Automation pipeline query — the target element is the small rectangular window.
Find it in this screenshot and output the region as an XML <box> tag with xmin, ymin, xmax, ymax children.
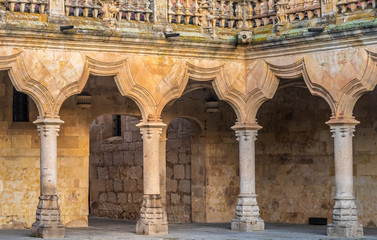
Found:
<box><xmin>112</xmin><ymin>115</ymin><xmax>122</xmax><ymax>136</ymax></box>
<box><xmin>13</xmin><ymin>88</ymin><xmax>29</xmax><ymax>122</ymax></box>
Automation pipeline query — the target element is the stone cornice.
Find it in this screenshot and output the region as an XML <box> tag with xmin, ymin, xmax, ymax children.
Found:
<box><xmin>246</xmin><ymin>25</ymin><xmax>377</xmax><ymax>60</ymax></box>
<box><xmin>2</xmin><ymin>18</ymin><xmax>377</xmax><ymax>61</ymax></box>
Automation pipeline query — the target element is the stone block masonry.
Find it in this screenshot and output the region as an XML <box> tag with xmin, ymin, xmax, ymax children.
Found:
<box><xmin>90</xmin><ymin>116</ymin><xmax>193</xmax><ymax>223</ymax></box>
<box><xmin>166</xmin><ymin>118</ymin><xmax>192</xmax><ymax>223</ymax></box>
<box><xmin>90</xmin><ymin>116</ymin><xmax>143</xmax><ymax>220</ymax></box>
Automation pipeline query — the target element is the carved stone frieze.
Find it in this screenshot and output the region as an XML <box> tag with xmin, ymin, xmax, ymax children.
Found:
<box><xmin>100</xmin><ymin>0</ymin><xmax>119</xmax><ymax>28</ymax></box>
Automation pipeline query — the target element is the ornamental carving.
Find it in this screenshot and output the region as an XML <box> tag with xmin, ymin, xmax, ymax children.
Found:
<box><xmin>100</xmin><ymin>0</ymin><xmax>119</xmax><ymax>28</ymax></box>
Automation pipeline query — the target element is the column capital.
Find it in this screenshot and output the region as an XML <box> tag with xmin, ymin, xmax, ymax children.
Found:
<box><xmin>136</xmin><ymin>120</ymin><xmax>166</xmax><ymax>129</ymax></box>
<box><xmin>326</xmin><ymin>117</ymin><xmax>359</xmax><ymax>127</ymax></box>
<box><xmin>33</xmin><ymin>117</ymin><xmax>64</xmax><ymax>126</ymax></box>
<box><xmin>231</xmin><ymin>123</ymin><xmax>262</xmax><ymax>131</ymax></box>
<box><xmin>34</xmin><ymin>117</ymin><xmax>64</xmax><ymax>137</ymax></box>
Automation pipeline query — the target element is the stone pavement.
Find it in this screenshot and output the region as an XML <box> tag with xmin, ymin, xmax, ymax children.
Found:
<box><xmin>1</xmin><ymin>217</ymin><xmax>377</xmax><ymax>240</ymax></box>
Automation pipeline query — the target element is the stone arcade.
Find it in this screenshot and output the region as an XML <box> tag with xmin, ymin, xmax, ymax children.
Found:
<box><xmin>0</xmin><ymin>0</ymin><xmax>377</xmax><ymax>238</ymax></box>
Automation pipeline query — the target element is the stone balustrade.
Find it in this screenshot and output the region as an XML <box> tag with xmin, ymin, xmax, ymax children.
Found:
<box><xmin>276</xmin><ymin>0</ymin><xmax>320</xmax><ymax>24</ymax></box>
<box><xmin>168</xmin><ymin>0</ymin><xmax>243</xmax><ymax>29</ymax></box>
<box><xmin>336</xmin><ymin>0</ymin><xmax>376</xmax><ymax>15</ymax></box>
<box><xmin>246</xmin><ymin>0</ymin><xmax>277</xmax><ymax>27</ymax></box>
<box><xmin>166</xmin><ymin>0</ymin><xmax>322</xmax><ymax>29</ymax></box>
<box><xmin>64</xmin><ymin>0</ymin><xmax>99</xmax><ymax>17</ymax></box>
<box><xmin>2</xmin><ymin>0</ymin><xmax>377</xmax><ymax>32</ymax></box>
<box><xmin>4</xmin><ymin>0</ymin><xmax>47</xmax><ymax>14</ymax></box>
<box><xmin>64</xmin><ymin>0</ymin><xmax>152</xmax><ymax>22</ymax></box>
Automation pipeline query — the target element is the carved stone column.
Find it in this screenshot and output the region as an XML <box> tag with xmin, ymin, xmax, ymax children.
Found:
<box><xmin>159</xmin><ymin>128</ymin><xmax>168</xmax><ymax>225</ymax></box>
<box><xmin>231</xmin><ymin>124</ymin><xmax>264</xmax><ymax>232</ymax></box>
<box><xmin>327</xmin><ymin>120</ymin><xmax>363</xmax><ymax>238</ymax></box>
<box><xmin>32</xmin><ymin>117</ymin><xmax>65</xmax><ymax>239</ymax></box>
<box><xmin>136</xmin><ymin>121</ymin><xmax>168</xmax><ymax>235</ymax></box>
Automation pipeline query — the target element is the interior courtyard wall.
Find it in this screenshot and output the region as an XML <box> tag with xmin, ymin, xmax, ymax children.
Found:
<box><xmin>0</xmin><ymin>72</ymin><xmax>40</xmax><ymax>229</ymax></box>
<box><xmin>255</xmin><ymin>86</ymin><xmax>335</xmax><ymax>224</ymax></box>
<box><xmin>204</xmin><ymin>107</ymin><xmax>239</xmax><ymax>222</ymax></box>
<box><xmin>163</xmin><ymin>89</ymin><xmax>239</xmax><ymax>223</ymax></box>
<box><xmin>89</xmin><ymin>115</ymin><xmax>144</xmax><ymax>220</ymax></box>
<box><xmin>353</xmin><ymin>90</ymin><xmax>377</xmax><ymax>228</ymax></box>
<box><xmin>255</xmin><ymin>85</ymin><xmax>377</xmax><ymax>227</ymax></box>
<box><xmin>165</xmin><ymin>118</ymin><xmax>192</xmax><ymax>223</ymax></box>
<box><xmin>89</xmin><ymin>116</ymin><xmax>194</xmax><ymax>223</ymax></box>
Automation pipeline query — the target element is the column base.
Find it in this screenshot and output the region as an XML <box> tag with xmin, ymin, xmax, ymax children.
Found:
<box><xmin>231</xmin><ymin>218</ymin><xmax>265</xmax><ymax>232</ymax></box>
<box><xmin>136</xmin><ymin>194</ymin><xmax>168</xmax><ymax>235</ymax></box>
<box><xmin>231</xmin><ymin>194</ymin><xmax>264</xmax><ymax>232</ymax></box>
<box><xmin>31</xmin><ymin>195</ymin><xmax>65</xmax><ymax>239</ymax></box>
<box><xmin>327</xmin><ymin>197</ymin><xmax>363</xmax><ymax>238</ymax></box>
<box><xmin>327</xmin><ymin>222</ymin><xmax>363</xmax><ymax>238</ymax></box>
<box><xmin>32</xmin><ymin>222</ymin><xmax>65</xmax><ymax>239</ymax></box>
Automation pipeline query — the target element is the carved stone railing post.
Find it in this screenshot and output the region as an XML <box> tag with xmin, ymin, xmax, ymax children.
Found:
<box><xmin>32</xmin><ymin>117</ymin><xmax>65</xmax><ymax>239</ymax></box>
<box><xmin>326</xmin><ymin>119</ymin><xmax>363</xmax><ymax>238</ymax></box>
<box><xmin>153</xmin><ymin>0</ymin><xmax>168</xmax><ymax>23</ymax></box>
<box><xmin>49</xmin><ymin>0</ymin><xmax>65</xmax><ymax>17</ymax></box>
<box><xmin>231</xmin><ymin>123</ymin><xmax>264</xmax><ymax>232</ymax></box>
<box><xmin>321</xmin><ymin>0</ymin><xmax>334</xmax><ymax>17</ymax></box>
<box><xmin>136</xmin><ymin>121</ymin><xmax>168</xmax><ymax>235</ymax></box>
<box><xmin>0</xmin><ymin>0</ymin><xmax>5</xmax><ymax>11</ymax></box>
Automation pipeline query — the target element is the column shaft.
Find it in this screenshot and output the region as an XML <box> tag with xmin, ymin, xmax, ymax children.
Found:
<box><xmin>136</xmin><ymin>121</ymin><xmax>168</xmax><ymax>235</ymax></box>
<box><xmin>238</xmin><ymin>130</ymin><xmax>255</xmax><ymax>195</ymax></box>
<box><xmin>159</xmin><ymin>129</ymin><xmax>168</xmax><ymax>224</ymax></box>
<box><xmin>327</xmin><ymin>123</ymin><xmax>363</xmax><ymax>238</ymax></box>
<box><xmin>231</xmin><ymin>125</ymin><xmax>264</xmax><ymax>232</ymax></box>
<box><xmin>333</xmin><ymin>125</ymin><xmax>354</xmax><ymax>198</ymax></box>
<box><xmin>142</xmin><ymin>126</ymin><xmax>161</xmax><ymax>194</ymax></box>
<box><xmin>32</xmin><ymin>118</ymin><xmax>65</xmax><ymax>239</ymax></box>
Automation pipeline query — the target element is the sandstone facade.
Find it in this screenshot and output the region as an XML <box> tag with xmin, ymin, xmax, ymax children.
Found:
<box><xmin>1</xmin><ymin>0</ymin><xmax>377</xmax><ymax>237</ymax></box>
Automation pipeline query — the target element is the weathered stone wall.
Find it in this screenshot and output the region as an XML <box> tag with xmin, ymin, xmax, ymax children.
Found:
<box><xmin>353</xmin><ymin>90</ymin><xmax>377</xmax><ymax>228</ymax></box>
<box><xmin>0</xmin><ymin>72</ymin><xmax>40</xmax><ymax>229</ymax></box>
<box><xmin>89</xmin><ymin>115</ymin><xmax>144</xmax><ymax>220</ymax></box>
<box><xmin>89</xmin><ymin>116</ymin><xmax>193</xmax><ymax>223</ymax></box>
<box><xmin>254</xmin><ymin>85</ymin><xmax>377</xmax><ymax>227</ymax></box>
<box><xmin>256</xmin><ymin>86</ymin><xmax>334</xmax><ymax>224</ymax></box>
<box><xmin>166</xmin><ymin>118</ymin><xmax>192</xmax><ymax>223</ymax></box>
<box><xmin>162</xmin><ymin>88</ymin><xmax>239</xmax><ymax>223</ymax></box>
<box><xmin>204</xmin><ymin>109</ymin><xmax>239</xmax><ymax>222</ymax></box>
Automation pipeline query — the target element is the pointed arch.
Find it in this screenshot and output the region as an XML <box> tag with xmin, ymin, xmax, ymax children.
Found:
<box><xmin>265</xmin><ymin>58</ymin><xmax>336</xmax><ymax>115</ymax></box>
<box><xmin>55</xmin><ymin>56</ymin><xmax>157</xmax><ymax>121</ymax></box>
<box><xmin>336</xmin><ymin>50</ymin><xmax>377</xmax><ymax>119</ymax></box>
<box><xmin>0</xmin><ymin>50</ymin><xmax>54</xmax><ymax>117</ymax></box>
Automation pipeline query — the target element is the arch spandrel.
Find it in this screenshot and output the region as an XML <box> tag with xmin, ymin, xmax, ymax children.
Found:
<box><xmin>335</xmin><ymin>49</ymin><xmax>377</xmax><ymax>119</ymax></box>
<box><xmin>5</xmin><ymin>46</ymin><xmax>376</xmax><ymax>126</ymax></box>
<box><xmin>126</xmin><ymin>55</ymin><xmax>187</xmax><ymax>121</ymax></box>
<box><xmin>0</xmin><ymin>48</ymin><xmax>56</xmax><ymax>118</ymax></box>
<box><xmin>264</xmin><ymin>57</ymin><xmax>336</xmax><ymax>115</ymax></box>
<box><xmin>243</xmin><ymin>60</ymin><xmax>280</xmax><ymax>125</ymax></box>
<box><xmin>77</xmin><ymin>54</ymin><xmax>154</xmax><ymax>120</ymax></box>
<box><xmin>302</xmin><ymin>48</ymin><xmax>377</xmax><ymax>120</ymax></box>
